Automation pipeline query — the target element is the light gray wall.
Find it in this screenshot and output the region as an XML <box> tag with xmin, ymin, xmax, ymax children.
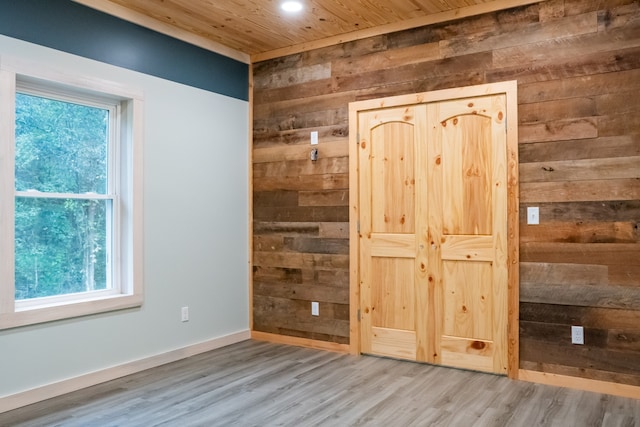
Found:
<box><xmin>0</xmin><ymin>35</ymin><xmax>249</xmax><ymax>397</ymax></box>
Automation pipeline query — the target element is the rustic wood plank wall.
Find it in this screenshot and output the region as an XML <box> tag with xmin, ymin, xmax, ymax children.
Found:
<box><xmin>252</xmin><ymin>0</ymin><xmax>640</xmax><ymax>384</ymax></box>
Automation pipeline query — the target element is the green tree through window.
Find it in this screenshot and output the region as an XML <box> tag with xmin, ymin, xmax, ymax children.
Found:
<box><xmin>14</xmin><ymin>93</ymin><xmax>111</xmax><ymax>299</ymax></box>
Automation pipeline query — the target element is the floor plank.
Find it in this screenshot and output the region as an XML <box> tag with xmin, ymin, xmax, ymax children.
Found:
<box><xmin>1</xmin><ymin>340</ymin><xmax>639</xmax><ymax>426</ymax></box>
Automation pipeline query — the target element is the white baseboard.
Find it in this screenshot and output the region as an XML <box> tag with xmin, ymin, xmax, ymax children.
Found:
<box><xmin>0</xmin><ymin>329</ymin><xmax>251</xmax><ymax>413</ymax></box>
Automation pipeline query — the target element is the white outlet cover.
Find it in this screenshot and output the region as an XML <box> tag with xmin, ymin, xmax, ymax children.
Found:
<box><xmin>527</xmin><ymin>206</ymin><xmax>539</xmax><ymax>225</ymax></box>
<box><xmin>311</xmin><ymin>301</ymin><xmax>319</xmax><ymax>316</ymax></box>
<box><xmin>571</xmin><ymin>325</ymin><xmax>584</xmax><ymax>345</ymax></box>
<box><xmin>310</xmin><ymin>131</ymin><xmax>318</xmax><ymax>145</ymax></box>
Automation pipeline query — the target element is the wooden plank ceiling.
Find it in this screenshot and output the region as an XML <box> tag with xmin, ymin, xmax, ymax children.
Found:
<box><xmin>75</xmin><ymin>0</ymin><xmax>539</xmax><ymax>63</ymax></box>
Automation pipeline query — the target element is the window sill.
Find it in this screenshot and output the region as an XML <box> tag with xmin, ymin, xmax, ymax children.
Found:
<box><xmin>0</xmin><ymin>293</ymin><xmax>143</xmax><ymax>330</ymax></box>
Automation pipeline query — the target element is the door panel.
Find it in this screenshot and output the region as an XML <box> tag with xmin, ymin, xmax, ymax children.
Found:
<box><xmin>370</xmin><ymin>327</ymin><xmax>416</xmax><ymax>360</ymax></box>
<box><xmin>441</xmin><ymin>235</ymin><xmax>493</xmax><ymax>261</ymax></box>
<box><xmin>440</xmin><ymin>336</ymin><xmax>494</xmax><ymax>372</ymax></box>
<box><xmin>371</xmin><ymin>122</ymin><xmax>415</xmax><ymax>234</ymax></box>
<box><xmin>371</xmin><ymin>258</ymin><xmax>415</xmax><ymax>331</ymax></box>
<box><xmin>442</xmin><ymin>260</ymin><xmax>493</xmax><ymax>341</ymax></box>
<box><xmin>441</xmin><ymin>114</ymin><xmax>493</xmax><ymax>235</ymax></box>
<box><xmin>370</xmin><ymin>234</ymin><xmax>415</xmax><ymax>258</ymax></box>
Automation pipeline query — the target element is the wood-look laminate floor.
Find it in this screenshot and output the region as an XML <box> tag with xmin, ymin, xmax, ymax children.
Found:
<box><xmin>2</xmin><ymin>340</ymin><xmax>639</xmax><ymax>427</ymax></box>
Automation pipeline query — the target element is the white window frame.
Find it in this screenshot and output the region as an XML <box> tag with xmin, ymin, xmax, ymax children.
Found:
<box><xmin>0</xmin><ymin>57</ymin><xmax>144</xmax><ymax>329</ymax></box>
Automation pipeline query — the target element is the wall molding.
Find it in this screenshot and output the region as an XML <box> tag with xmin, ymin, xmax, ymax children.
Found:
<box><xmin>0</xmin><ymin>330</ymin><xmax>251</xmax><ymax>413</ymax></box>
<box><xmin>519</xmin><ymin>369</ymin><xmax>640</xmax><ymax>400</ymax></box>
<box><xmin>252</xmin><ymin>331</ymin><xmax>350</xmax><ymax>353</ymax></box>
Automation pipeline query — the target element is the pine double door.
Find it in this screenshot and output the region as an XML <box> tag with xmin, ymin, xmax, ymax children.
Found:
<box><xmin>351</xmin><ymin>83</ymin><xmax>517</xmax><ymax>375</ymax></box>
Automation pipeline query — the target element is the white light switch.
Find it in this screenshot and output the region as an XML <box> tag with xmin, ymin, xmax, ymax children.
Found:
<box><xmin>527</xmin><ymin>207</ymin><xmax>539</xmax><ymax>225</ymax></box>
<box><xmin>310</xmin><ymin>131</ymin><xmax>318</xmax><ymax>145</ymax></box>
<box><xmin>311</xmin><ymin>301</ymin><xmax>319</xmax><ymax>316</ymax></box>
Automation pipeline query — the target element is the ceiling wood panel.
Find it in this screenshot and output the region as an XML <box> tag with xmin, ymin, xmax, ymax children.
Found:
<box><xmin>74</xmin><ymin>0</ymin><xmax>542</xmax><ymax>63</ymax></box>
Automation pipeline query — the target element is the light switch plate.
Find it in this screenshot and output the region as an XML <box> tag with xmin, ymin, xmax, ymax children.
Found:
<box><xmin>527</xmin><ymin>207</ymin><xmax>539</xmax><ymax>225</ymax></box>
<box><xmin>311</xmin><ymin>301</ymin><xmax>319</xmax><ymax>316</ymax></box>
<box><xmin>310</xmin><ymin>131</ymin><xmax>318</xmax><ymax>145</ymax></box>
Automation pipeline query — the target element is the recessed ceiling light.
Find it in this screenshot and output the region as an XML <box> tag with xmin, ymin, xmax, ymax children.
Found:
<box><xmin>281</xmin><ymin>1</ymin><xmax>303</xmax><ymax>13</ymax></box>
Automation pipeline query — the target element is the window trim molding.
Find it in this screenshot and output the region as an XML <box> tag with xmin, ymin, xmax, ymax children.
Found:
<box><xmin>0</xmin><ymin>56</ymin><xmax>144</xmax><ymax>330</ymax></box>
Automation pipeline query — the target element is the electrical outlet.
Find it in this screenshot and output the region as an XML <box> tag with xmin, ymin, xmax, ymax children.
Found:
<box><xmin>311</xmin><ymin>301</ymin><xmax>319</xmax><ymax>316</ymax></box>
<box><xmin>527</xmin><ymin>207</ymin><xmax>539</xmax><ymax>225</ymax></box>
<box><xmin>310</xmin><ymin>131</ymin><xmax>318</xmax><ymax>145</ymax></box>
<box><xmin>571</xmin><ymin>325</ymin><xmax>584</xmax><ymax>345</ymax></box>
<box><xmin>181</xmin><ymin>306</ymin><xmax>189</xmax><ymax>322</ymax></box>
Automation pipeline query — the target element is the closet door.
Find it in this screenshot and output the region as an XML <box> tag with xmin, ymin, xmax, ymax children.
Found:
<box><xmin>356</xmin><ymin>90</ymin><xmax>510</xmax><ymax>375</ymax></box>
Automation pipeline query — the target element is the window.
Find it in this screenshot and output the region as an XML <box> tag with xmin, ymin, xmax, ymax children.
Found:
<box><xmin>0</xmin><ymin>61</ymin><xmax>143</xmax><ymax>329</ymax></box>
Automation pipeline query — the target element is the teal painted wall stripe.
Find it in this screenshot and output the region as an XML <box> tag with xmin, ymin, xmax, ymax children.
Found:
<box><xmin>0</xmin><ymin>0</ymin><xmax>249</xmax><ymax>101</ymax></box>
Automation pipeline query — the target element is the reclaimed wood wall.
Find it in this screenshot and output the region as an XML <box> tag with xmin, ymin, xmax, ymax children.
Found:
<box><xmin>252</xmin><ymin>0</ymin><xmax>640</xmax><ymax>384</ymax></box>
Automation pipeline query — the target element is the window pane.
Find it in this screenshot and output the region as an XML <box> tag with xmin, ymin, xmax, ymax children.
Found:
<box><xmin>15</xmin><ymin>198</ymin><xmax>110</xmax><ymax>300</ymax></box>
<box><xmin>15</xmin><ymin>93</ymin><xmax>109</xmax><ymax>194</ymax></box>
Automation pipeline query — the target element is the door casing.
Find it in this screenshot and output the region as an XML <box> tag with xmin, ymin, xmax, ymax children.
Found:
<box><xmin>348</xmin><ymin>81</ymin><xmax>520</xmax><ymax>378</ymax></box>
